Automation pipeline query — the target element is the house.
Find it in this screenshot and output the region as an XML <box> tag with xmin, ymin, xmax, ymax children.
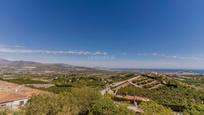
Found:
<box><xmin>0</xmin><ymin>93</ymin><xmax>30</xmax><ymax>109</ymax></box>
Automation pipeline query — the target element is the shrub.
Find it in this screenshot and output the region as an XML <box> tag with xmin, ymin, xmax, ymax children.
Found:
<box><xmin>90</xmin><ymin>96</ymin><xmax>134</xmax><ymax>115</ymax></box>
<box><xmin>139</xmin><ymin>101</ymin><xmax>174</xmax><ymax>115</ymax></box>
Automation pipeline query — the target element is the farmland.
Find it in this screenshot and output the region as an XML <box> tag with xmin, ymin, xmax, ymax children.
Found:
<box><xmin>0</xmin><ymin>70</ymin><xmax>204</xmax><ymax>114</ymax></box>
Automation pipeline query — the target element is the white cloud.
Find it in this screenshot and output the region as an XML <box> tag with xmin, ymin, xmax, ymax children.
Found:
<box><xmin>0</xmin><ymin>45</ymin><xmax>24</xmax><ymax>48</ymax></box>
<box><xmin>0</xmin><ymin>47</ymin><xmax>108</xmax><ymax>56</ymax></box>
<box><xmin>136</xmin><ymin>52</ymin><xmax>204</xmax><ymax>61</ymax></box>
<box><xmin>88</xmin><ymin>56</ymin><xmax>116</xmax><ymax>60</ymax></box>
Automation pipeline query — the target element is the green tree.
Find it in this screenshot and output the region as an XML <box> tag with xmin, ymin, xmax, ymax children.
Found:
<box><xmin>68</xmin><ymin>87</ymin><xmax>102</xmax><ymax>113</ymax></box>
<box><xmin>90</xmin><ymin>96</ymin><xmax>134</xmax><ymax>115</ymax></box>
<box><xmin>184</xmin><ymin>104</ymin><xmax>204</xmax><ymax>115</ymax></box>
<box><xmin>21</xmin><ymin>94</ymin><xmax>79</xmax><ymax>115</ymax></box>
<box><xmin>21</xmin><ymin>87</ymin><xmax>101</xmax><ymax>115</ymax></box>
<box><xmin>139</xmin><ymin>101</ymin><xmax>174</xmax><ymax>115</ymax></box>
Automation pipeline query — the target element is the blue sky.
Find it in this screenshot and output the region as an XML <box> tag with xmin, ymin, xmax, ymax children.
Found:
<box><xmin>1</xmin><ymin>0</ymin><xmax>204</xmax><ymax>69</ymax></box>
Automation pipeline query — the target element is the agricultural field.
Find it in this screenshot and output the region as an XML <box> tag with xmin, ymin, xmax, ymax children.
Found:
<box><xmin>117</xmin><ymin>73</ymin><xmax>204</xmax><ymax>114</ymax></box>
<box><xmin>1</xmin><ymin>71</ymin><xmax>204</xmax><ymax>115</ymax></box>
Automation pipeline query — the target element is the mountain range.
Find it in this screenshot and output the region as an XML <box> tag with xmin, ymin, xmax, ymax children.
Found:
<box><xmin>0</xmin><ymin>58</ymin><xmax>96</xmax><ymax>74</ymax></box>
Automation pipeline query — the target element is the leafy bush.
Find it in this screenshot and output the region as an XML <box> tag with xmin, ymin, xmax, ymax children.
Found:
<box><xmin>90</xmin><ymin>96</ymin><xmax>134</xmax><ymax>115</ymax></box>
<box><xmin>21</xmin><ymin>87</ymin><xmax>101</xmax><ymax>115</ymax></box>
<box><xmin>139</xmin><ymin>101</ymin><xmax>174</xmax><ymax>115</ymax></box>
<box><xmin>184</xmin><ymin>104</ymin><xmax>204</xmax><ymax>115</ymax></box>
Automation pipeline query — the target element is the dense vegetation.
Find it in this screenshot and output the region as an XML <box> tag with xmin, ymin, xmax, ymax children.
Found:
<box><xmin>90</xmin><ymin>96</ymin><xmax>134</xmax><ymax>115</ymax></box>
<box><xmin>38</xmin><ymin>76</ymin><xmax>108</xmax><ymax>94</ymax></box>
<box><xmin>183</xmin><ymin>75</ymin><xmax>204</xmax><ymax>88</ymax></box>
<box><xmin>1</xmin><ymin>72</ymin><xmax>204</xmax><ymax>115</ymax></box>
<box><xmin>139</xmin><ymin>101</ymin><xmax>174</xmax><ymax>115</ymax></box>
<box><xmin>118</xmin><ymin>78</ymin><xmax>204</xmax><ymax>114</ymax></box>
<box><xmin>19</xmin><ymin>87</ymin><xmax>134</xmax><ymax>115</ymax></box>
<box><xmin>2</xmin><ymin>78</ymin><xmax>48</xmax><ymax>85</ymax></box>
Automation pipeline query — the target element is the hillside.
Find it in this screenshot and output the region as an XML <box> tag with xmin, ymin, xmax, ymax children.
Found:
<box><xmin>0</xmin><ymin>58</ymin><xmax>96</xmax><ymax>74</ymax></box>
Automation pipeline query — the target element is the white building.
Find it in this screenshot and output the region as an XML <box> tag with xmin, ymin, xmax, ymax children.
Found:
<box><xmin>0</xmin><ymin>93</ymin><xmax>30</xmax><ymax>109</ymax></box>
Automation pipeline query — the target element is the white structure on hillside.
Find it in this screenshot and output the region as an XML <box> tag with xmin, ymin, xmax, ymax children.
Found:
<box><xmin>0</xmin><ymin>93</ymin><xmax>30</xmax><ymax>109</ymax></box>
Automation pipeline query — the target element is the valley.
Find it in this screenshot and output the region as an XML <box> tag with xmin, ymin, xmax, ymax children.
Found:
<box><xmin>0</xmin><ymin>59</ymin><xmax>204</xmax><ymax>114</ymax></box>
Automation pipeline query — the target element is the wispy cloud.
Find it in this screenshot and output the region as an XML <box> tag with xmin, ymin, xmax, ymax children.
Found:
<box><xmin>136</xmin><ymin>52</ymin><xmax>204</xmax><ymax>61</ymax></box>
<box><xmin>0</xmin><ymin>45</ymin><xmax>25</xmax><ymax>48</ymax></box>
<box><xmin>0</xmin><ymin>47</ymin><xmax>108</xmax><ymax>56</ymax></box>
<box><xmin>88</xmin><ymin>56</ymin><xmax>116</xmax><ymax>60</ymax></box>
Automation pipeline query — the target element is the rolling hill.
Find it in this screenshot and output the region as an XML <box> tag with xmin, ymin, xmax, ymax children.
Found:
<box><xmin>0</xmin><ymin>58</ymin><xmax>95</xmax><ymax>74</ymax></box>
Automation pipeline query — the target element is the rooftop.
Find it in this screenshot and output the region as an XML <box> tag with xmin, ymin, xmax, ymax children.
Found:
<box><xmin>0</xmin><ymin>93</ymin><xmax>29</xmax><ymax>104</ymax></box>
<box><xmin>115</xmin><ymin>95</ymin><xmax>150</xmax><ymax>102</ymax></box>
